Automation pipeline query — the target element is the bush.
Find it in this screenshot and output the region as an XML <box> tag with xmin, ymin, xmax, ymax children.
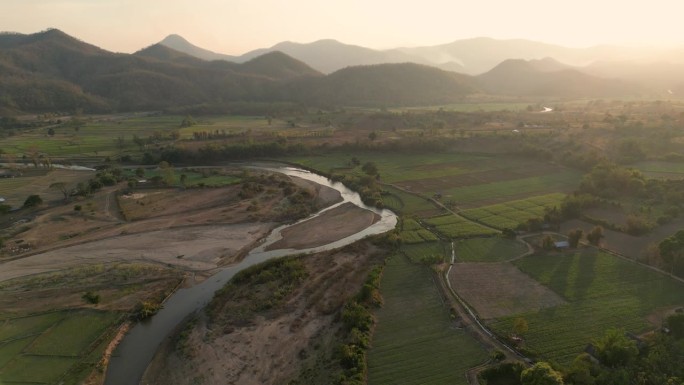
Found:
<box><xmin>23</xmin><ymin>194</ymin><xmax>42</xmax><ymax>208</ymax></box>
<box><xmin>82</xmin><ymin>291</ymin><xmax>100</xmax><ymax>304</ymax></box>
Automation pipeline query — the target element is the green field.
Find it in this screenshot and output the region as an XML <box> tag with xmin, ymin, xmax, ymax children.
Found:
<box><xmin>460</xmin><ymin>193</ymin><xmax>566</xmax><ymax>229</ymax></box>
<box><xmin>289</xmin><ymin>152</ymin><xmax>502</xmax><ymax>184</ymax></box>
<box><xmin>382</xmin><ymin>186</ymin><xmax>441</xmax><ymax>217</ymax></box>
<box><xmin>455</xmin><ymin>237</ymin><xmax>529</xmax><ymax>262</ymax></box>
<box><xmin>487</xmin><ymin>249</ymin><xmax>684</xmax><ymax>365</ymax></box>
<box><xmin>400</xmin><ymin>219</ymin><xmax>439</xmax><ymax>244</ymax></box>
<box><xmin>400</xmin><ymin>241</ymin><xmax>449</xmax><ymax>264</ymax></box>
<box><xmin>0</xmin><ymin>310</ymin><xmax>121</xmax><ymax>384</ymax></box>
<box><xmin>444</xmin><ymin>172</ymin><xmax>579</xmax><ymax>207</ymax></box>
<box><xmin>368</xmin><ymin>255</ymin><xmax>487</xmax><ymax>385</ymax></box>
<box><xmin>425</xmin><ymin>214</ymin><xmax>499</xmax><ymax>238</ymax></box>
<box><xmin>633</xmin><ymin>161</ymin><xmax>684</xmax><ymax>179</ymax></box>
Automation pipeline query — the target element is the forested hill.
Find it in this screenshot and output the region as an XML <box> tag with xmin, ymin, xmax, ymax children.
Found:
<box><xmin>0</xmin><ymin>29</ymin><xmax>653</xmax><ymax>114</ymax></box>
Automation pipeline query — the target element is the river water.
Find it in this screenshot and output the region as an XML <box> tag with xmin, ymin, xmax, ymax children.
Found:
<box><xmin>104</xmin><ymin>165</ymin><xmax>397</xmax><ymax>385</ymax></box>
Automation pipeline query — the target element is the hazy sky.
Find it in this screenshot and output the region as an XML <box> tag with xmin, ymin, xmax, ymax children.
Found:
<box><xmin>2</xmin><ymin>0</ymin><xmax>683</xmax><ymax>54</ymax></box>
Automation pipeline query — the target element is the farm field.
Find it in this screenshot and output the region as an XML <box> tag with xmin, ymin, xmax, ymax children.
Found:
<box><xmin>424</xmin><ymin>214</ymin><xmax>499</xmax><ymax>238</ymax></box>
<box><xmin>440</xmin><ymin>172</ymin><xmax>579</xmax><ymax>208</ymax></box>
<box><xmin>0</xmin><ymin>168</ymin><xmax>94</xmax><ymax>208</ymax></box>
<box><xmin>368</xmin><ymin>255</ymin><xmax>487</xmax><ymax>385</ymax></box>
<box><xmin>487</xmin><ymin>249</ymin><xmax>684</xmax><ymax>365</ymax></box>
<box><xmin>455</xmin><ymin>237</ymin><xmax>529</xmax><ymax>263</ymax></box>
<box><xmin>0</xmin><ymin>309</ymin><xmax>122</xmax><ymax>384</ymax></box>
<box><xmin>460</xmin><ymin>193</ymin><xmax>566</xmax><ymax>229</ymax></box>
<box><xmin>400</xmin><ymin>218</ymin><xmax>439</xmax><ymax>244</ymax></box>
<box><xmin>400</xmin><ymin>241</ymin><xmax>448</xmax><ymax>264</ymax></box>
<box><xmin>381</xmin><ymin>185</ymin><xmax>442</xmax><ymax>217</ymax></box>
<box><xmin>633</xmin><ymin>160</ymin><xmax>684</xmax><ymax>179</ymax></box>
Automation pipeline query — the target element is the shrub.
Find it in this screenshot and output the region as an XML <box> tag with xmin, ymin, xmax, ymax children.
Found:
<box><xmin>23</xmin><ymin>194</ymin><xmax>42</xmax><ymax>208</ymax></box>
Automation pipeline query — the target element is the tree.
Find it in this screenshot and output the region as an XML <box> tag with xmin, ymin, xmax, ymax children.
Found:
<box><xmin>594</xmin><ymin>328</ymin><xmax>639</xmax><ymax>368</ymax></box>
<box><xmin>568</xmin><ymin>229</ymin><xmax>584</xmax><ymax>248</ymax></box>
<box><xmin>666</xmin><ymin>313</ymin><xmax>684</xmax><ymax>339</ymax></box>
<box><xmin>659</xmin><ymin>230</ymin><xmax>684</xmax><ymax>277</ymax></box>
<box><xmin>82</xmin><ymin>291</ymin><xmax>100</xmax><ymax>305</ymax></box>
<box><xmin>23</xmin><ymin>194</ymin><xmax>43</xmax><ymax>208</ymax></box>
<box><xmin>513</xmin><ymin>317</ymin><xmax>529</xmax><ymax>337</ymax></box>
<box><xmin>180</xmin><ymin>174</ymin><xmax>187</xmax><ymax>188</ymax></box>
<box><xmin>362</xmin><ymin>162</ymin><xmax>378</xmax><ymax>176</ymax></box>
<box><xmin>586</xmin><ymin>226</ymin><xmax>604</xmax><ymax>246</ymax></box>
<box><xmin>542</xmin><ymin>235</ymin><xmax>556</xmax><ymax>250</ymax></box>
<box><xmin>135</xmin><ymin>167</ymin><xmax>145</xmax><ymax>178</ymax></box>
<box><xmin>520</xmin><ymin>362</ymin><xmax>564</xmax><ymax>385</ymax></box>
<box><xmin>49</xmin><ymin>182</ymin><xmax>69</xmax><ymax>201</ymax></box>
<box><xmin>47</xmin><ymin>127</ymin><xmax>55</xmax><ymax>136</ymax></box>
<box><xmin>368</xmin><ymin>131</ymin><xmax>378</xmax><ymax>141</ymax></box>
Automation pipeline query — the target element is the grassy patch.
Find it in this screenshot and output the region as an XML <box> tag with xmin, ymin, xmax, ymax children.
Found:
<box><xmin>207</xmin><ymin>256</ymin><xmax>307</xmax><ymax>327</ymax></box>
<box><xmin>0</xmin><ymin>309</ymin><xmax>121</xmax><ymax>384</ymax></box>
<box><xmin>401</xmin><ymin>242</ymin><xmax>449</xmax><ymax>264</ymax></box>
<box><xmin>461</xmin><ymin>193</ymin><xmax>565</xmax><ymax>229</ymax></box>
<box><xmin>443</xmin><ymin>172</ymin><xmax>579</xmax><ymax>207</ymax></box>
<box><xmin>425</xmin><ymin>214</ymin><xmax>499</xmax><ymax>238</ymax></box>
<box><xmin>381</xmin><ymin>186</ymin><xmax>441</xmax><ymax>217</ymax></box>
<box><xmin>487</xmin><ymin>249</ymin><xmax>684</xmax><ymax>364</ymax></box>
<box><xmin>455</xmin><ymin>237</ymin><xmax>528</xmax><ymax>262</ymax></box>
<box><xmin>368</xmin><ymin>255</ymin><xmax>487</xmax><ymax>385</ymax></box>
<box><xmin>26</xmin><ymin>311</ymin><xmax>119</xmax><ymax>356</ymax></box>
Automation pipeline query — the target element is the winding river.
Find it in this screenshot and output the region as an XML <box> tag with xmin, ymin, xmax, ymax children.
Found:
<box><xmin>104</xmin><ymin>165</ymin><xmax>397</xmax><ymax>385</ymax></box>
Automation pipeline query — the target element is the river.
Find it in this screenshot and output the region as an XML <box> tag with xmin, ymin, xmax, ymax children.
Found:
<box><xmin>104</xmin><ymin>165</ymin><xmax>397</xmax><ymax>385</ymax></box>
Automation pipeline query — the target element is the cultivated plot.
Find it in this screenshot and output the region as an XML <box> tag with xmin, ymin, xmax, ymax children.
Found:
<box><xmin>460</xmin><ymin>193</ymin><xmax>566</xmax><ymax>229</ymax></box>
<box><xmin>368</xmin><ymin>255</ymin><xmax>487</xmax><ymax>385</ymax></box>
<box><xmin>487</xmin><ymin>249</ymin><xmax>684</xmax><ymax>364</ymax></box>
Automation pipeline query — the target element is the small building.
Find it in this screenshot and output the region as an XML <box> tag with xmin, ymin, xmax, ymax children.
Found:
<box><xmin>554</xmin><ymin>241</ymin><xmax>570</xmax><ymax>249</ymax></box>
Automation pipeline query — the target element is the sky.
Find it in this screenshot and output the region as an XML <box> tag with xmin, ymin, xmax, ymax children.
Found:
<box><xmin>2</xmin><ymin>0</ymin><xmax>684</xmax><ymax>54</ymax></box>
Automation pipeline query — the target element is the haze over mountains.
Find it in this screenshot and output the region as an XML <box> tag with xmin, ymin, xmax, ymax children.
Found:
<box><xmin>161</xmin><ymin>34</ymin><xmax>684</xmax><ymax>76</ymax></box>
<box><xmin>2</xmin><ymin>29</ymin><xmax>684</xmax><ymax>114</ymax></box>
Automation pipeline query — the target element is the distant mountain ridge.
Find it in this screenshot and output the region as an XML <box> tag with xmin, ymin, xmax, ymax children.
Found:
<box><xmin>158</xmin><ymin>34</ymin><xmax>681</xmax><ymax>75</ymax></box>
<box><xmin>0</xmin><ymin>29</ymin><xmax>676</xmax><ymax>114</ymax></box>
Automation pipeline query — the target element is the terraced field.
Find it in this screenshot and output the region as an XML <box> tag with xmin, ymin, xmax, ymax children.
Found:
<box><xmin>368</xmin><ymin>255</ymin><xmax>487</xmax><ymax>385</ymax></box>
<box><xmin>487</xmin><ymin>249</ymin><xmax>684</xmax><ymax>365</ymax></box>
<box><xmin>460</xmin><ymin>193</ymin><xmax>566</xmax><ymax>229</ymax></box>
<box><xmin>400</xmin><ymin>241</ymin><xmax>449</xmax><ymax>264</ymax></box>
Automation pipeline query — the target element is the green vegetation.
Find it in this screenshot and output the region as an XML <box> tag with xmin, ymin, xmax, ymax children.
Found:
<box><xmin>0</xmin><ymin>310</ymin><xmax>121</xmax><ymax>384</ymax></box>
<box><xmin>455</xmin><ymin>237</ymin><xmax>528</xmax><ymax>262</ymax></box>
<box><xmin>425</xmin><ymin>214</ymin><xmax>499</xmax><ymax>238</ymax></box>
<box><xmin>400</xmin><ymin>219</ymin><xmax>439</xmax><ymax>244</ymax></box>
<box><xmin>207</xmin><ymin>256</ymin><xmax>307</xmax><ymax>327</ymax></box>
<box><xmin>443</xmin><ymin>172</ymin><xmax>579</xmax><ymax>206</ymax></box>
<box><xmin>381</xmin><ymin>186</ymin><xmax>440</xmax><ymax>216</ymax></box>
<box><xmin>488</xmin><ymin>249</ymin><xmax>684</xmax><ymax>365</ymax></box>
<box><xmin>400</xmin><ymin>241</ymin><xmax>448</xmax><ymax>264</ymax></box>
<box><xmin>461</xmin><ymin>193</ymin><xmax>566</xmax><ymax>230</ymax></box>
<box><xmin>368</xmin><ymin>255</ymin><xmax>487</xmax><ymax>384</ymax></box>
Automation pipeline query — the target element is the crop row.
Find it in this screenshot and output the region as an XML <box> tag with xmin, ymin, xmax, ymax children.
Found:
<box><xmin>487</xmin><ymin>249</ymin><xmax>684</xmax><ymax>365</ymax></box>
<box><xmin>461</xmin><ymin>193</ymin><xmax>566</xmax><ymax>229</ymax></box>
<box><xmin>424</xmin><ymin>214</ymin><xmax>499</xmax><ymax>238</ymax></box>
<box><xmin>368</xmin><ymin>255</ymin><xmax>487</xmax><ymax>384</ymax></box>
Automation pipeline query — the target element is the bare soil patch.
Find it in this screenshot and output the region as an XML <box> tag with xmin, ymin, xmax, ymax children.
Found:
<box><xmin>450</xmin><ymin>262</ymin><xmax>566</xmax><ymax>319</ymax></box>
<box><xmin>0</xmin><ymin>262</ymin><xmax>183</xmax><ymax>316</ymax></box>
<box><xmin>143</xmin><ymin>242</ymin><xmax>385</xmax><ymax>385</ymax></box>
<box><xmin>267</xmin><ymin>202</ymin><xmax>380</xmax><ymax>250</ymax></box>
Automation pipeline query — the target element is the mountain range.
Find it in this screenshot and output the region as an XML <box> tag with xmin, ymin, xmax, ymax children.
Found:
<box><xmin>0</xmin><ymin>29</ymin><xmax>682</xmax><ymax>114</ymax></box>
<box><xmin>161</xmin><ymin>34</ymin><xmax>684</xmax><ymax>76</ymax></box>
